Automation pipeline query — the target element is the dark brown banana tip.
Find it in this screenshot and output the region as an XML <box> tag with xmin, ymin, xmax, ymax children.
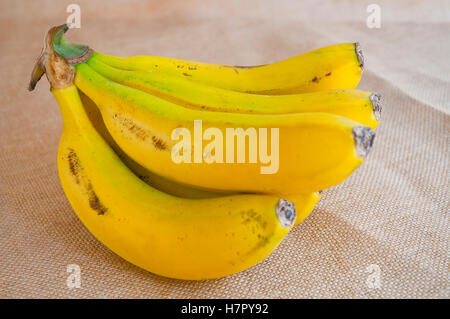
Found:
<box><xmin>370</xmin><ymin>93</ymin><xmax>382</xmax><ymax>120</ymax></box>
<box><xmin>355</xmin><ymin>42</ymin><xmax>364</xmax><ymax>70</ymax></box>
<box><xmin>352</xmin><ymin>126</ymin><xmax>375</xmax><ymax>158</ymax></box>
<box><xmin>28</xmin><ymin>54</ymin><xmax>45</xmax><ymax>91</ymax></box>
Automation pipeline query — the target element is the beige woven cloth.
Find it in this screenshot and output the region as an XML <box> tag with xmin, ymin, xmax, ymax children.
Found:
<box><xmin>1</xmin><ymin>0</ymin><xmax>448</xmax><ymax>298</ymax></box>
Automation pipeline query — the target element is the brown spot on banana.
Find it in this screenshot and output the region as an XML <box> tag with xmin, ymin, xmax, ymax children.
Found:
<box><xmin>66</xmin><ymin>149</ymin><xmax>108</xmax><ymax>215</ymax></box>
<box><xmin>138</xmin><ymin>175</ymin><xmax>151</xmax><ymax>183</ymax></box>
<box><xmin>114</xmin><ymin>113</ymin><xmax>150</xmax><ymax>141</ymax></box>
<box><xmin>67</xmin><ymin>149</ymin><xmax>81</xmax><ymax>184</ymax></box>
<box><xmin>152</xmin><ymin>136</ymin><xmax>168</xmax><ymax>150</ymax></box>
<box><xmin>241</xmin><ymin>209</ymin><xmax>268</xmax><ymax>229</ymax></box>
<box><xmin>113</xmin><ymin>113</ymin><xmax>169</xmax><ymax>151</ymax></box>
<box><xmin>86</xmin><ymin>183</ymin><xmax>108</xmax><ymax>215</ymax></box>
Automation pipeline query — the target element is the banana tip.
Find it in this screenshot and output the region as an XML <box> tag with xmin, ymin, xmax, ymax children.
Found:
<box><xmin>355</xmin><ymin>42</ymin><xmax>364</xmax><ymax>70</ymax></box>
<box><xmin>276</xmin><ymin>199</ymin><xmax>296</xmax><ymax>228</ymax></box>
<box><xmin>352</xmin><ymin>126</ymin><xmax>375</xmax><ymax>158</ymax></box>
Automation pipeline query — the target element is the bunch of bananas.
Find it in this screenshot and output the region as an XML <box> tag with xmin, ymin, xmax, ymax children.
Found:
<box><xmin>29</xmin><ymin>25</ymin><xmax>379</xmax><ymax>280</ymax></box>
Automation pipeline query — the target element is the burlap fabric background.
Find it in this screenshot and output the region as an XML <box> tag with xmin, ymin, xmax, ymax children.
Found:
<box><xmin>0</xmin><ymin>0</ymin><xmax>448</xmax><ymax>298</ymax></box>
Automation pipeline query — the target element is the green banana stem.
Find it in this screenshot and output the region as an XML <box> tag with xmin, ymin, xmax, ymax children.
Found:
<box><xmin>29</xmin><ymin>24</ymin><xmax>74</xmax><ymax>90</ymax></box>
<box><xmin>52</xmin><ymin>24</ymin><xmax>93</xmax><ymax>65</ymax></box>
<box><xmin>52</xmin><ymin>24</ymin><xmax>92</xmax><ymax>64</ymax></box>
<box><xmin>29</xmin><ymin>24</ymin><xmax>92</xmax><ymax>91</ymax></box>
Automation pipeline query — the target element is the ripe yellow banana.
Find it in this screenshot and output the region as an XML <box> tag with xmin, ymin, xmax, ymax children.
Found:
<box><xmin>86</xmin><ymin>57</ymin><xmax>380</xmax><ymax>129</ymax></box>
<box><xmin>80</xmin><ymin>91</ymin><xmax>223</xmax><ymax>199</ymax></box>
<box><xmin>92</xmin><ymin>42</ymin><xmax>363</xmax><ymax>94</ymax></box>
<box><xmin>26</xmin><ymin>24</ymin><xmax>357</xmax><ymax>281</ymax></box>
<box><xmin>73</xmin><ymin>62</ymin><xmax>375</xmax><ymax>195</ymax></box>
<box><xmin>81</xmin><ymin>91</ymin><xmax>321</xmax><ymax>224</ymax></box>
<box><xmin>54</xmin><ymin>84</ymin><xmax>316</xmax><ymax>279</ymax></box>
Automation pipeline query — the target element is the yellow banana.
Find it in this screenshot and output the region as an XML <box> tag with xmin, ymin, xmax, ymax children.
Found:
<box><xmin>81</xmin><ymin>90</ymin><xmax>321</xmax><ymax>222</ymax></box>
<box><xmin>87</xmin><ymin>57</ymin><xmax>380</xmax><ymax>129</ymax></box>
<box><xmin>25</xmin><ymin>24</ymin><xmax>336</xmax><ymax>280</ymax></box>
<box><xmin>54</xmin><ymin>84</ymin><xmax>315</xmax><ymax>280</ymax></box>
<box><xmin>73</xmin><ymin>62</ymin><xmax>375</xmax><ymax>195</ymax></box>
<box><xmin>92</xmin><ymin>42</ymin><xmax>363</xmax><ymax>94</ymax></box>
<box><xmin>50</xmin><ymin>31</ymin><xmax>375</xmax><ymax>199</ymax></box>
